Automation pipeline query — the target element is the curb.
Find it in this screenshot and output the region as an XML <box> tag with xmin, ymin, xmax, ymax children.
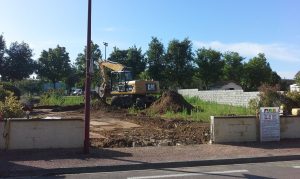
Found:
<box><xmin>2</xmin><ymin>154</ymin><xmax>300</xmax><ymax>178</ymax></box>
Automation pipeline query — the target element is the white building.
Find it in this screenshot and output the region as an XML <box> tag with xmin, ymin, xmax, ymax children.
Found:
<box><xmin>290</xmin><ymin>84</ymin><xmax>300</xmax><ymax>92</ymax></box>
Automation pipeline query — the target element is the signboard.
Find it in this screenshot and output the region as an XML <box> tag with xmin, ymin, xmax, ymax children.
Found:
<box><xmin>260</xmin><ymin>107</ymin><xmax>280</xmax><ymax>142</ymax></box>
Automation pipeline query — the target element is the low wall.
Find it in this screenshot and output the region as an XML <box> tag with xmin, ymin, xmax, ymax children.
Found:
<box><xmin>178</xmin><ymin>89</ymin><xmax>259</xmax><ymax>107</ymax></box>
<box><xmin>0</xmin><ymin>119</ymin><xmax>84</xmax><ymax>150</ymax></box>
<box><xmin>211</xmin><ymin>115</ymin><xmax>300</xmax><ymax>143</ymax></box>
<box><xmin>211</xmin><ymin>116</ymin><xmax>257</xmax><ymax>143</ymax></box>
<box><xmin>0</xmin><ymin>121</ymin><xmax>4</xmax><ymax>149</ymax></box>
<box><xmin>281</xmin><ymin>116</ymin><xmax>300</xmax><ymax>139</ymax></box>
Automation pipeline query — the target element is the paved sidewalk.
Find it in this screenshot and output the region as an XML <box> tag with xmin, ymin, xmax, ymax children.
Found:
<box><xmin>1</xmin><ymin>140</ymin><xmax>300</xmax><ymax>178</ymax></box>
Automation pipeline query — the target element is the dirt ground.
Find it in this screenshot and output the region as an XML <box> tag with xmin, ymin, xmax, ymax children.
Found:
<box><xmin>31</xmin><ymin>106</ymin><xmax>210</xmax><ymax>148</ymax></box>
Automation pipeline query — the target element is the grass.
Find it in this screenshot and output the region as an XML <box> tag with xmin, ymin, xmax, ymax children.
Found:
<box><xmin>161</xmin><ymin>96</ymin><xmax>256</xmax><ymax>122</ymax></box>
<box><xmin>40</xmin><ymin>95</ymin><xmax>84</xmax><ymax>106</ymax></box>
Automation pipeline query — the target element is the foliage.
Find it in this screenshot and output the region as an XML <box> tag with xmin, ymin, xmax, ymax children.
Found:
<box><xmin>146</xmin><ymin>37</ymin><xmax>166</xmax><ymax>85</ymax></box>
<box><xmin>222</xmin><ymin>51</ymin><xmax>244</xmax><ymax>83</ymax></box>
<box><xmin>37</xmin><ymin>45</ymin><xmax>71</xmax><ymax>88</ymax></box>
<box><xmin>40</xmin><ymin>90</ymin><xmax>83</xmax><ymax>106</ymax></box>
<box><xmin>74</xmin><ymin>42</ymin><xmax>102</xmax><ymax>88</ymax></box>
<box><xmin>160</xmin><ymin>96</ymin><xmax>255</xmax><ymax>122</ymax></box>
<box><xmin>14</xmin><ymin>79</ymin><xmax>43</xmax><ymax>95</ymax></box>
<box><xmin>195</xmin><ymin>48</ymin><xmax>224</xmax><ymax>89</ymax></box>
<box><xmin>164</xmin><ymin>38</ymin><xmax>194</xmax><ymax>88</ymax></box>
<box><xmin>0</xmin><ymin>87</ymin><xmax>13</xmax><ymax>102</ymax></box>
<box><xmin>108</xmin><ymin>46</ymin><xmax>146</xmax><ymax>79</ymax></box>
<box><xmin>241</xmin><ymin>53</ymin><xmax>279</xmax><ymax>91</ymax></box>
<box><xmin>0</xmin><ymin>82</ymin><xmax>21</xmax><ymax>99</ymax></box>
<box><xmin>295</xmin><ymin>71</ymin><xmax>300</xmax><ymax>86</ymax></box>
<box><xmin>0</xmin><ymin>96</ymin><xmax>25</xmax><ymax>118</ymax></box>
<box><xmin>257</xmin><ymin>84</ymin><xmax>282</xmax><ymax>107</ymax></box>
<box><xmin>40</xmin><ymin>89</ymin><xmax>66</xmax><ymax>106</ymax></box>
<box><xmin>1</xmin><ymin>42</ymin><xmax>36</xmax><ymax>81</ymax></box>
<box><xmin>0</xmin><ymin>35</ymin><xmax>5</xmax><ymax>76</ymax></box>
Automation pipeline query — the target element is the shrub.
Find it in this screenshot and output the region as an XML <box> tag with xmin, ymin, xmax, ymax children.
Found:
<box><xmin>0</xmin><ymin>87</ymin><xmax>13</xmax><ymax>102</ymax></box>
<box><xmin>0</xmin><ymin>82</ymin><xmax>21</xmax><ymax>99</ymax></box>
<box><xmin>40</xmin><ymin>89</ymin><xmax>65</xmax><ymax>106</ymax></box>
<box><xmin>0</xmin><ymin>96</ymin><xmax>25</xmax><ymax>118</ymax></box>
<box><xmin>15</xmin><ymin>80</ymin><xmax>43</xmax><ymax>95</ymax></box>
<box><xmin>257</xmin><ymin>84</ymin><xmax>282</xmax><ymax>107</ymax></box>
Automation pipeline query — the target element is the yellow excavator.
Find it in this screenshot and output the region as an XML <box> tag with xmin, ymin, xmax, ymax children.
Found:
<box><xmin>96</xmin><ymin>60</ymin><xmax>160</xmax><ymax>108</ymax></box>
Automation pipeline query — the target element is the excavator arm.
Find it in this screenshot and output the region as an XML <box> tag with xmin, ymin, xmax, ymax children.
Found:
<box><xmin>97</xmin><ymin>60</ymin><xmax>127</xmax><ymax>98</ymax></box>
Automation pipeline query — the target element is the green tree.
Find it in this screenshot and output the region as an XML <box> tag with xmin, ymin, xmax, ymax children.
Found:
<box><xmin>295</xmin><ymin>71</ymin><xmax>300</xmax><ymax>85</ymax></box>
<box><xmin>164</xmin><ymin>38</ymin><xmax>194</xmax><ymax>88</ymax></box>
<box><xmin>146</xmin><ymin>37</ymin><xmax>166</xmax><ymax>81</ymax></box>
<box><xmin>108</xmin><ymin>46</ymin><xmax>146</xmax><ymax>78</ymax></box>
<box><xmin>195</xmin><ymin>48</ymin><xmax>224</xmax><ymax>89</ymax></box>
<box><xmin>222</xmin><ymin>51</ymin><xmax>244</xmax><ymax>83</ymax></box>
<box><xmin>241</xmin><ymin>53</ymin><xmax>273</xmax><ymax>91</ymax></box>
<box><xmin>2</xmin><ymin>42</ymin><xmax>36</xmax><ymax>81</ymax></box>
<box><xmin>75</xmin><ymin>42</ymin><xmax>102</xmax><ymax>88</ymax></box>
<box><xmin>37</xmin><ymin>45</ymin><xmax>71</xmax><ymax>88</ymax></box>
<box><xmin>0</xmin><ymin>35</ymin><xmax>5</xmax><ymax>77</ymax></box>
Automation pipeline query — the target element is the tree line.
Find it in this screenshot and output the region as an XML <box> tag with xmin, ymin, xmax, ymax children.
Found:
<box><xmin>0</xmin><ymin>35</ymin><xmax>285</xmax><ymax>92</ymax></box>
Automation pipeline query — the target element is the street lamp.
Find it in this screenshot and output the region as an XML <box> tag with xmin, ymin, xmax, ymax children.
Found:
<box><xmin>103</xmin><ymin>42</ymin><xmax>108</xmax><ymax>60</ymax></box>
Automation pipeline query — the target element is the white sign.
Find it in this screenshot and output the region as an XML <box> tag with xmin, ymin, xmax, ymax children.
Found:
<box><xmin>260</xmin><ymin>107</ymin><xmax>280</xmax><ymax>142</ymax></box>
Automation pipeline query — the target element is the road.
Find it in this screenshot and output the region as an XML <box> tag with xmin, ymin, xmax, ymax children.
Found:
<box><xmin>12</xmin><ymin>160</ymin><xmax>300</xmax><ymax>179</ymax></box>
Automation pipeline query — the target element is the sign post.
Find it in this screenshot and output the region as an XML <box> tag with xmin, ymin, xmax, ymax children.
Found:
<box><xmin>260</xmin><ymin>107</ymin><xmax>280</xmax><ymax>142</ymax></box>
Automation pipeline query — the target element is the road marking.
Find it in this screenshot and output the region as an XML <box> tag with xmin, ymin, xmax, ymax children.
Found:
<box><xmin>127</xmin><ymin>169</ymin><xmax>248</xmax><ymax>179</ymax></box>
<box><xmin>293</xmin><ymin>166</ymin><xmax>300</xmax><ymax>168</ymax></box>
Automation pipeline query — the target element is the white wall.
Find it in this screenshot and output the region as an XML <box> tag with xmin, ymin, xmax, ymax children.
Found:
<box><xmin>211</xmin><ymin>115</ymin><xmax>300</xmax><ymax>143</ymax></box>
<box><xmin>178</xmin><ymin>89</ymin><xmax>259</xmax><ymax>107</ymax></box>
<box><xmin>1</xmin><ymin>119</ymin><xmax>84</xmax><ymax>150</ymax></box>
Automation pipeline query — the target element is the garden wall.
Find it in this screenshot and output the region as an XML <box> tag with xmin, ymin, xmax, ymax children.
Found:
<box><xmin>211</xmin><ymin>115</ymin><xmax>300</xmax><ymax>143</ymax></box>
<box><xmin>178</xmin><ymin>89</ymin><xmax>259</xmax><ymax>107</ymax></box>
<box><xmin>0</xmin><ymin>119</ymin><xmax>84</xmax><ymax>150</ymax></box>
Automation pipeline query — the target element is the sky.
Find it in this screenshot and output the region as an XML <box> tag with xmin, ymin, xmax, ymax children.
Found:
<box><xmin>0</xmin><ymin>0</ymin><xmax>299</xmax><ymax>79</ymax></box>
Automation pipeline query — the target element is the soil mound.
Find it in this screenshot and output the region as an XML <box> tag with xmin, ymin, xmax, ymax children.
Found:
<box><xmin>148</xmin><ymin>90</ymin><xmax>194</xmax><ymax>114</ymax></box>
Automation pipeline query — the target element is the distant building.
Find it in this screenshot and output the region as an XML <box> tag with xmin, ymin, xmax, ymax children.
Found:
<box><xmin>209</xmin><ymin>82</ymin><xmax>243</xmax><ymax>90</ymax></box>
<box><xmin>290</xmin><ymin>84</ymin><xmax>300</xmax><ymax>92</ymax></box>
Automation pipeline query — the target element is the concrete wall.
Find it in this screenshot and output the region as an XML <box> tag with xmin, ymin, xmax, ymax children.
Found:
<box><xmin>178</xmin><ymin>89</ymin><xmax>259</xmax><ymax>107</ymax></box>
<box><xmin>0</xmin><ymin>121</ymin><xmax>4</xmax><ymax>149</ymax></box>
<box><xmin>211</xmin><ymin>115</ymin><xmax>300</xmax><ymax>143</ymax></box>
<box><xmin>281</xmin><ymin>116</ymin><xmax>300</xmax><ymax>139</ymax></box>
<box><xmin>1</xmin><ymin>119</ymin><xmax>84</xmax><ymax>150</ymax></box>
<box><xmin>211</xmin><ymin>116</ymin><xmax>257</xmax><ymax>143</ymax></box>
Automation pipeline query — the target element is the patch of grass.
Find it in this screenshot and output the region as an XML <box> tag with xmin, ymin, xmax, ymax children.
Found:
<box><xmin>40</xmin><ymin>95</ymin><xmax>83</xmax><ymax>106</ymax></box>
<box><xmin>161</xmin><ymin>96</ymin><xmax>255</xmax><ymax>122</ymax></box>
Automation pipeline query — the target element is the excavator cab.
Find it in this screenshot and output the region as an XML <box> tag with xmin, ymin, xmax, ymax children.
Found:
<box><xmin>111</xmin><ymin>71</ymin><xmax>133</xmax><ymax>92</ymax></box>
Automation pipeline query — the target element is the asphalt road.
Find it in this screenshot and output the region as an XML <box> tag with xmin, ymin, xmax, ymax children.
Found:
<box><xmin>11</xmin><ymin>160</ymin><xmax>300</xmax><ymax>179</ymax></box>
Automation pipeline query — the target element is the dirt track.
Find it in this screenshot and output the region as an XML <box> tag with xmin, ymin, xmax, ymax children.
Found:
<box><xmin>31</xmin><ymin>106</ymin><xmax>210</xmax><ymax>148</ymax></box>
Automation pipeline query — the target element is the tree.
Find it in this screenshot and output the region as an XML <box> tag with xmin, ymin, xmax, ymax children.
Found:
<box><xmin>241</xmin><ymin>53</ymin><xmax>273</xmax><ymax>91</ymax></box>
<box><xmin>146</xmin><ymin>37</ymin><xmax>166</xmax><ymax>81</ymax></box>
<box><xmin>75</xmin><ymin>42</ymin><xmax>102</xmax><ymax>88</ymax></box>
<box><xmin>108</xmin><ymin>46</ymin><xmax>146</xmax><ymax>78</ymax></box>
<box><xmin>0</xmin><ymin>35</ymin><xmax>5</xmax><ymax>78</ymax></box>
<box><xmin>37</xmin><ymin>45</ymin><xmax>71</xmax><ymax>88</ymax></box>
<box><xmin>164</xmin><ymin>38</ymin><xmax>194</xmax><ymax>88</ymax></box>
<box><xmin>2</xmin><ymin>42</ymin><xmax>36</xmax><ymax>81</ymax></box>
<box><xmin>195</xmin><ymin>48</ymin><xmax>224</xmax><ymax>89</ymax></box>
<box><xmin>295</xmin><ymin>71</ymin><xmax>300</xmax><ymax>85</ymax></box>
<box><xmin>222</xmin><ymin>51</ymin><xmax>244</xmax><ymax>83</ymax></box>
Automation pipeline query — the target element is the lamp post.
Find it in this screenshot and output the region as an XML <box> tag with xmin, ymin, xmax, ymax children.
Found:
<box><xmin>84</xmin><ymin>0</ymin><xmax>92</xmax><ymax>154</ymax></box>
<box><xmin>103</xmin><ymin>42</ymin><xmax>108</xmax><ymax>60</ymax></box>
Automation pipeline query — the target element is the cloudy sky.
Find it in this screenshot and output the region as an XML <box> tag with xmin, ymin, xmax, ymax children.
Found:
<box><xmin>0</xmin><ymin>0</ymin><xmax>299</xmax><ymax>79</ymax></box>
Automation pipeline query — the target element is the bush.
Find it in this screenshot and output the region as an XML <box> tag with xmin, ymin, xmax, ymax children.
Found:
<box><xmin>257</xmin><ymin>84</ymin><xmax>282</xmax><ymax>107</ymax></box>
<box><xmin>40</xmin><ymin>89</ymin><xmax>65</xmax><ymax>106</ymax></box>
<box><xmin>15</xmin><ymin>80</ymin><xmax>43</xmax><ymax>95</ymax></box>
<box><xmin>0</xmin><ymin>96</ymin><xmax>25</xmax><ymax>118</ymax></box>
<box><xmin>0</xmin><ymin>82</ymin><xmax>21</xmax><ymax>99</ymax></box>
<box><xmin>0</xmin><ymin>87</ymin><xmax>13</xmax><ymax>102</ymax></box>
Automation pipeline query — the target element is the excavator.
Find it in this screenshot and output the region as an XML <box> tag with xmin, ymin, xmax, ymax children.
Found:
<box><xmin>96</xmin><ymin>60</ymin><xmax>160</xmax><ymax>108</ymax></box>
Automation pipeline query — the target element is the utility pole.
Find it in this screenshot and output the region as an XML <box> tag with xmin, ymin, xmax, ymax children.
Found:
<box><xmin>103</xmin><ymin>42</ymin><xmax>108</xmax><ymax>60</ymax></box>
<box><xmin>84</xmin><ymin>0</ymin><xmax>92</xmax><ymax>154</ymax></box>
